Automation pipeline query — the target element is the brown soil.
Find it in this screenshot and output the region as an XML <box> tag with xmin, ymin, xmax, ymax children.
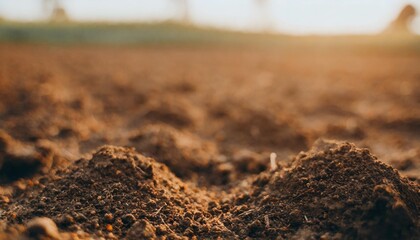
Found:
<box><xmin>226</xmin><ymin>140</ymin><xmax>419</xmax><ymax>239</ymax></box>
<box><xmin>0</xmin><ymin>44</ymin><xmax>419</xmax><ymax>239</ymax></box>
<box><xmin>6</xmin><ymin>146</ymin><xmax>234</xmax><ymax>239</ymax></box>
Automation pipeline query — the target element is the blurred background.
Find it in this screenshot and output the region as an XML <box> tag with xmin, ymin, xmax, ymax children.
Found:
<box><xmin>0</xmin><ymin>0</ymin><xmax>419</xmax><ymax>44</ymax></box>
<box><xmin>0</xmin><ymin>0</ymin><xmax>420</xmax><ymax>184</ymax></box>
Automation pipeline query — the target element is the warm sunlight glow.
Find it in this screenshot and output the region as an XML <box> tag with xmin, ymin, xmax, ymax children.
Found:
<box><xmin>0</xmin><ymin>0</ymin><xmax>419</xmax><ymax>35</ymax></box>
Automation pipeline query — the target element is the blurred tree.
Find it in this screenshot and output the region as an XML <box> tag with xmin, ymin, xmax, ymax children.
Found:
<box><xmin>43</xmin><ymin>0</ymin><xmax>69</xmax><ymax>22</ymax></box>
<box><xmin>174</xmin><ymin>0</ymin><xmax>191</xmax><ymax>24</ymax></box>
<box><xmin>255</xmin><ymin>0</ymin><xmax>272</xmax><ymax>32</ymax></box>
<box><xmin>173</xmin><ymin>0</ymin><xmax>190</xmax><ymax>24</ymax></box>
<box><xmin>384</xmin><ymin>4</ymin><xmax>416</xmax><ymax>35</ymax></box>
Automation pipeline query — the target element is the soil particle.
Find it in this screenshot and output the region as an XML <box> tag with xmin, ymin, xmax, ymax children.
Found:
<box><xmin>126</xmin><ymin>220</ymin><xmax>156</xmax><ymax>240</ymax></box>
<box><xmin>25</xmin><ymin>217</ymin><xmax>60</xmax><ymax>240</ymax></box>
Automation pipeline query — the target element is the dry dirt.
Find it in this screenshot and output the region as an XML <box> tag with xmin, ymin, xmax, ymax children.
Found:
<box><xmin>0</xmin><ymin>44</ymin><xmax>419</xmax><ymax>239</ymax></box>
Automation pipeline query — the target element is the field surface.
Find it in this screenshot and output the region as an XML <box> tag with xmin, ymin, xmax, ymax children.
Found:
<box><xmin>0</xmin><ymin>32</ymin><xmax>419</xmax><ymax>239</ymax></box>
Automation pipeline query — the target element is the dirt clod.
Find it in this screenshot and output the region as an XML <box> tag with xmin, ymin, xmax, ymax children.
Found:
<box><xmin>126</xmin><ymin>220</ymin><xmax>156</xmax><ymax>240</ymax></box>
<box><xmin>26</xmin><ymin>217</ymin><xmax>60</xmax><ymax>240</ymax></box>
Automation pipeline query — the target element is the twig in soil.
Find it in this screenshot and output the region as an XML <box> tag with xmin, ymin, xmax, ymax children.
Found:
<box><xmin>264</xmin><ymin>215</ymin><xmax>270</xmax><ymax>228</ymax></box>
<box><xmin>270</xmin><ymin>152</ymin><xmax>277</xmax><ymax>171</ymax></box>
<box><xmin>159</xmin><ymin>216</ymin><xmax>175</xmax><ymax>234</ymax></box>
<box><xmin>135</xmin><ymin>166</ymin><xmax>147</xmax><ymax>176</ymax></box>
<box><xmin>153</xmin><ymin>204</ymin><xmax>166</xmax><ymax>216</ymax></box>
<box><xmin>237</xmin><ymin>209</ymin><xmax>254</xmax><ymax>217</ymax></box>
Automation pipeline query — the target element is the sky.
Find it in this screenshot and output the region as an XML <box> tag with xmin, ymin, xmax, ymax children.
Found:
<box><xmin>0</xmin><ymin>0</ymin><xmax>419</xmax><ymax>35</ymax></box>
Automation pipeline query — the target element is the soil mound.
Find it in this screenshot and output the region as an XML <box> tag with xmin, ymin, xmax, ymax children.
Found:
<box><xmin>0</xmin><ymin>78</ymin><xmax>102</xmax><ymax>142</ymax></box>
<box><xmin>0</xmin><ymin>130</ymin><xmax>65</xmax><ymax>183</ymax></box>
<box><xmin>2</xmin><ymin>142</ymin><xmax>419</xmax><ymax>239</ymax></box>
<box><xmin>4</xmin><ymin>146</ymin><xmax>233</xmax><ymax>239</ymax></box>
<box><xmin>215</xmin><ymin>106</ymin><xmax>309</xmax><ymax>152</ymax></box>
<box><xmin>129</xmin><ymin>124</ymin><xmax>272</xmax><ymax>186</ymax></box>
<box><xmin>227</xmin><ymin>140</ymin><xmax>420</xmax><ymax>239</ymax></box>
<box><xmin>129</xmin><ymin>124</ymin><xmax>231</xmax><ymax>185</ymax></box>
<box><xmin>132</xmin><ymin>96</ymin><xmax>204</xmax><ymax>129</ymax></box>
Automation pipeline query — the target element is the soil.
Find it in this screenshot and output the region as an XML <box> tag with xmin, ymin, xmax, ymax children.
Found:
<box><xmin>0</xmin><ymin>44</ymin><xmax>419</xmax><ymax>239</ymax></box>
<box><xmin>226</xmin><ymin>140</ymin><xmax>419</xmax><ymax>239</ymax></box>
